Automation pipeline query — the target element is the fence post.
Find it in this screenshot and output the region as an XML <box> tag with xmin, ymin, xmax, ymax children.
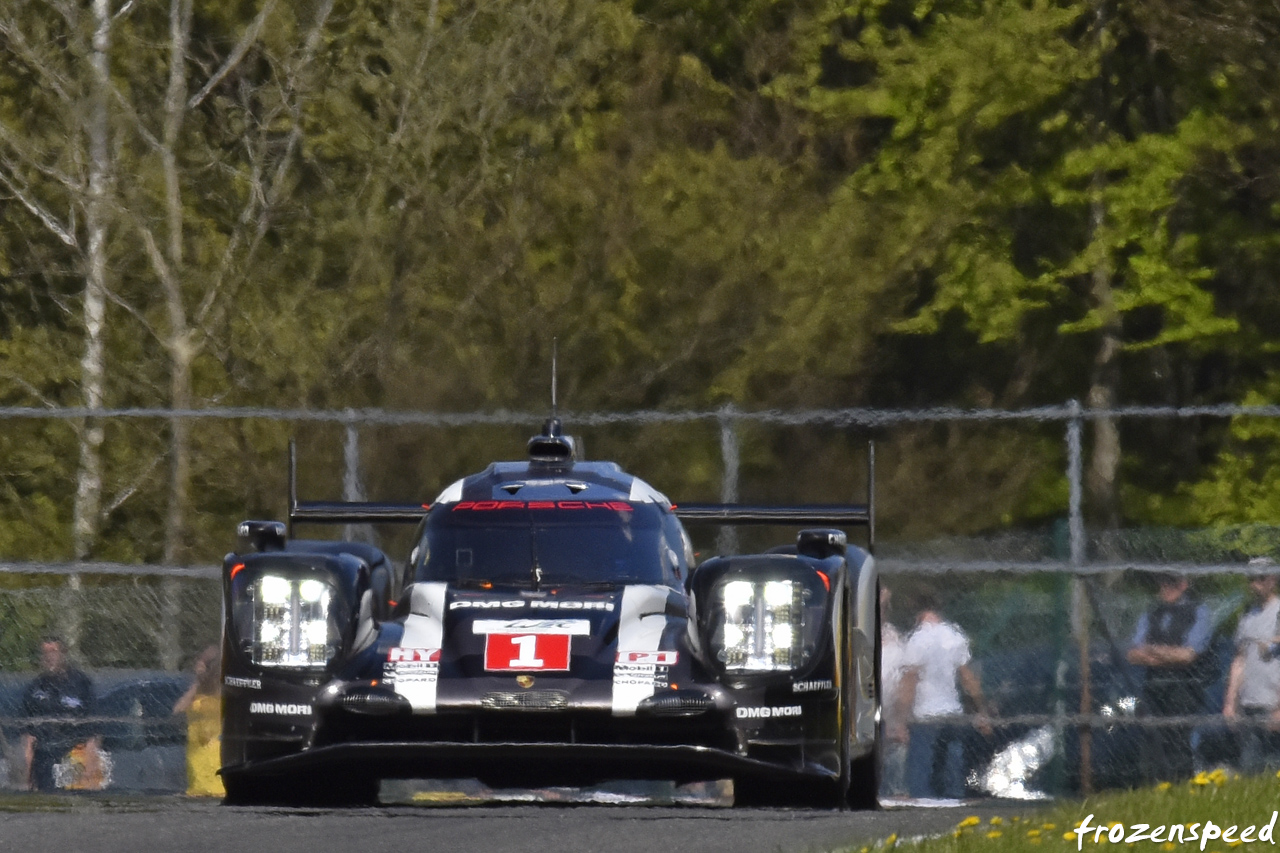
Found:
<box><xmin>718</xmin><ymin>404</ymin><xmax>739</xmax><ymax>555</ymax></box>
<box><xmin>62</xmin><ymin>572</ymin><xmax>82</xmax><ymax>660</ymax></box>
<box><xmin>342</xmin><ymin>411</ymin><xmax>371</xmax><ymax>543</ymax></box>
<box><xmin>1066</xmin><ymin>399</ymin><xmax>1093</xmax><ymax>793</ymax></box>
<box><xmin>1067</xmin><ymin>400</ymin><xmax>1085</xmax><ymax>567</ymax></box>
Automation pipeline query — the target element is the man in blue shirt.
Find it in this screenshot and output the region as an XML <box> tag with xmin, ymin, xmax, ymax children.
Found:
<box><xmin>1127</xmin><ymin>573</ymin><xmax>1213</xmax><ymax>783</ymax></box>
<box><xmin>20</xmin><ymin>636</ymin><xmax>100</xmax><ymax>791</ymax></box>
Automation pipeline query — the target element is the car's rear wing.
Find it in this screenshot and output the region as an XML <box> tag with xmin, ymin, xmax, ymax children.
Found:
<box><xmin>287</xmin><ymin>440</ymin><xmax>875</xmax><ymax>550</ymax></box>
<box><xmin>287</xmin><ymin>443</ymin><xmax>427</xmax><ymax>535</ymax></box>
<box><xmin>672</xmin><ymin>443</ymin><xmax>875</xmax><ymax>551</ymax></box>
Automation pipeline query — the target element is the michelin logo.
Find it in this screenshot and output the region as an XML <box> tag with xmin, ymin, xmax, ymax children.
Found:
<box><xmin>249</xmin><ymin>702</ymin><xmax>312</xmax><ymax>716</ymax></box>
<box><xmin>736</xmin><ymin>705</ymin><xmax>803</xmax><ymax>719</ymax></box>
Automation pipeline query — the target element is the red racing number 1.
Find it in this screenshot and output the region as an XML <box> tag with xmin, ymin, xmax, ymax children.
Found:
<box><xmin>484</xmin><ymin>634</ymin><xmax>571</xmax><ymax>671</ymax></box>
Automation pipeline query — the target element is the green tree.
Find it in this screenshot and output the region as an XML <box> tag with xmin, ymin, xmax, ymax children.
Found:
<box><xmin>747</xmin><ymin>0</ymin><xmax>1258</xmax><ymax>527</ymax></box>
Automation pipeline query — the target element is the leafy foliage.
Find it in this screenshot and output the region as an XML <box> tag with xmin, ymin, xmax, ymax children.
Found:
<box><xmin>0</xmin><ymin>0</ymin><xmax>1279</xmax><ymax>561</ymax></box>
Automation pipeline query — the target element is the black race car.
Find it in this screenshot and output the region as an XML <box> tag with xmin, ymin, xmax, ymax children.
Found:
<box><xmin>219</xmin><ymin>420</ymin><xmax>880</xmax><ymax>807</ymax></box>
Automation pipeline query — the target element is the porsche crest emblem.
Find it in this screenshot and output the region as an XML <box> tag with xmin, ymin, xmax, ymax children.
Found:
<box><xmin>516</xmin><ymin>675</ymin><xmax>536</xmax><ymax>689</ymax></box>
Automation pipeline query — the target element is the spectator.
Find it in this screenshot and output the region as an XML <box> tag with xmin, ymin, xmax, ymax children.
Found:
<box><xmin>20</xmin><ymin>636</ymin><xmax>101</xmax><ymax>792</ymax></box>
<box><xmin>898</xmin><ymin>591</ymin><xmax>991</xmax><ymax>800</ymax></box>
<box><xmin>1127</xmin><ymin>572</ymin><xmax>1213</xmax><ymax>783</ymax></box>
<box><xmin>880</xmin><ymin>585</ymin><xmax>908</xmax><ymax>798</ymax></box>
<box><xmin>173</xmin><ymin>645</ymin><xmax>224</xmax><ymax>797</ymax></box>
<box><xmin>1222</xmin><ymin>565</ymin><xmax>1280</xmax><ymax>774</ymax></box>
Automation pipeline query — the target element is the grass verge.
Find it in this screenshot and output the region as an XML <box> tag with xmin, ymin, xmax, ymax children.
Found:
<box><xmin>854</xmin><ymin>770</ymin><xmax>1280</xmax><ymax>852</ymax></box>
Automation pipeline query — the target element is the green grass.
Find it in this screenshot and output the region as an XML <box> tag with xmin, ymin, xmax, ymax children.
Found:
<box><xmin>851</xmin><ymin>771</ymin><xmax>1280</xmax><ymax>852</ymax></box>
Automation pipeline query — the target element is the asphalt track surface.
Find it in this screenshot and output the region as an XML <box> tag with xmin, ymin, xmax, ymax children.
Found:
<box><xmin>0</xmin><ymin>795</ymin><xmax>1049</xmax><ymax>853</ymax></box>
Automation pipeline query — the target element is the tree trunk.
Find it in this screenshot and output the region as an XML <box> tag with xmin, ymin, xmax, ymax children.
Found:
<box><xmin>161</xmin><ymin>0</ymin><xmax>193</xmax><ymax>569</ymax></box>
<box><xmin>1085</xmin><ymin>196</ymin><xmax>1123</xmax><ymax>531</ymax></box>
<box><xmin>72</xmin><ymin>0</ymin><xmax>113</xmax><ymax>563</ymax></box>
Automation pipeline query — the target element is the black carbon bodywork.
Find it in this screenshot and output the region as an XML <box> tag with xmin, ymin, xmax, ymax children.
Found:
<box><xmin>219</xmin><ymin>426</ymin><xmax>879</xmax><ymax>807</ymax></box>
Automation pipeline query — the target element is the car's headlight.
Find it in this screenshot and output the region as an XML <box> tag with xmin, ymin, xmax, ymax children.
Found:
<box><xmin>715</xmin><ymin>578</ymin><xmax>808</xmax><ymax>673</ymax></box>
<box><xmin>247</xmin><ymin>573</ymin><xmax>338</xmax><ymax>668</ymax></box>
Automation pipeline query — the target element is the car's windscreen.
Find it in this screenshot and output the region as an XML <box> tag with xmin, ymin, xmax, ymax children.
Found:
<box><xmin>414</xmin><ymin>502</ymin><xmax>672</xmax><ymax>586</ymax></box>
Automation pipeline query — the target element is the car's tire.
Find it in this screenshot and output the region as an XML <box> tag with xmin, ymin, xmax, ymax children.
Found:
<box><xmin>845</xmin><ymin>580</ymin><xmax>881</xmax><ymax>810</ymax></box>
<box><xmin>833</xmin><ymin>600</ymin><xmax>856</xmax><ymax>809</ymax></box>
<box><xmin>847</xmin><ymin>739</ymin><xmax>881</xmax><ymax>809</ymax></box>
<box><xmin>222</xmin><ymin>772</ymin><xmax>379</xmax><ymax>807</ymax></box>
<box><xmin>732</xmin><ymin>774</ymin><xmax>840</xmax><ymax>808</ymax></box>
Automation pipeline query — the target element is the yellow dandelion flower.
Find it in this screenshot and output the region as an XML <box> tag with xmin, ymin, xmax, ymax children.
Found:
<box><xmin>1192</xmin><ymin>771</ymin><xmax>1211</xmax><ymax>785</ymax></box>
<box><xmin>1161</xmin><ymin>844</ymin><xmax>1175</xmax><ymax>851</ymax></box>
<box><xmin>1042</xmin><ymin>823</ymin><xmax>1056</xmax><ymax>830</ymax></box>
<box><xmin>986</xmin><ymin>830</ymin><xmax>1002</xmax><ymax>839</ymax></box>
<box><xmin>1157</xmin><ymin>781</ymin><xmax>1172</xmax><ymax>791</ymax></box>
<box><xmin>1026</xmin><ymin>829</ymin><xmax>1041</xmax><ymax>838</ymax></box>
<box><xmin>991</xmin><ymin>817</ymin><xmax>1003</xmax><ymax>826</ymax></box>
<box><xmin>884</xmin><ymin>832</ymin><xmax>897</xmax><ymax>849</ymax></box>
<box><xmin>958</xmin><ymin>816</ymin><xmax>981</xmax><ymax>829</ymax></box>
<box><xmin>1064</xmin><ymin>832</ymin><xmax>1078</xmax><ymax>841</ymax></box>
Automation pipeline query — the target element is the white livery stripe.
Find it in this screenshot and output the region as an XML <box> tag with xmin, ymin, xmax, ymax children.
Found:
<box><xmin>611</xmin><ymin>585</ymin><xmax>671</xmax><ymax>716</ymax></box>
<box><xmin>433</xmin><ymin>479</ymin><xmax>465</xmax><ymax>504</ymax></box>
<box><xmin>393</xmin><ymin>582</ymin><xmax>448</xmax><ymax>713</ymax></box>
<box><xmin>627</xmin><ymin>477</ymin><xmax>671</xmax><ymax>507</ymax></box>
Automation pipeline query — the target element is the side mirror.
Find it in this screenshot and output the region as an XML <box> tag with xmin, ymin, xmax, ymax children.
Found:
<box><xmin>237</xmin><ymin>520</ymin><xmax>287</xmax><ymax>553</ymax></box>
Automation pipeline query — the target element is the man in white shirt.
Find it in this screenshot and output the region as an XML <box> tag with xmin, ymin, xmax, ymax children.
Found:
<box><xmin>895</xmin><ymin>592</ymin><xmax>990</xmax><ymax>799</ymax></box>
<box><xmin>1223</xmin><ymin>569</ymin><xmax>1280</xmax><ymax>773</ymax></box>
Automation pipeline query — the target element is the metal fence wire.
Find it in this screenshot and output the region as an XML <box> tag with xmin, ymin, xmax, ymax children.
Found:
<box><xmin>0</xmin><ymin>403</ymin><xmax>1277</xmax><ymax>799</ymax></box>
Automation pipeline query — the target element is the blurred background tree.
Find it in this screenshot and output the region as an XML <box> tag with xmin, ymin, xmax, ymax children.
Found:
<box><xmin>0</xmin><ymin>0</ymin><xmax>1277</xmax><ymax>562</ymax></box>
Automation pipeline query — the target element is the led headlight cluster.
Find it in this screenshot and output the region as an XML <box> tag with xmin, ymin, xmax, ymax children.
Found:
<box><xmin>250</xmin><ymin>574</ymin><xmax>336</xmax><ymax>668</ymax></box>
<box><xmin>716</xmin><ymin>578</ymin><xmax>804</xmax><ymax>673</ymax></box>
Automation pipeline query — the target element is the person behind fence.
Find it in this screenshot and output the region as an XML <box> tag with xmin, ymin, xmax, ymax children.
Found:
<box><xmin>1127</xmin><ymin>572</ymin><xmax>1213</xmax><ymax>783</ymax></box>
<box><xmin>20</xmin><ymin>635</ymin><xmax>103</xmax><ymax>792</ymax></box>
<box><xmin>1222</xmin><ymin>565</ymin><xmax>1280</xmax><ymax>774</ymax></box>
<box><xmin>173</xmin><ymin>644</ymin><xmax>224</xmax><ymax>797</ymax></box>
<box><xmin>897</xmin><ymin>590</ymin><xmax>991</xmax><ymax>799</ymax></box>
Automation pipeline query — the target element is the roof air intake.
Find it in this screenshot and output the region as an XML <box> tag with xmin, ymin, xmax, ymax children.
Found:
<box><xmin>528</xmin><ymin>417</ymin><xmax>576</xmax><ymax>464</ymax></box>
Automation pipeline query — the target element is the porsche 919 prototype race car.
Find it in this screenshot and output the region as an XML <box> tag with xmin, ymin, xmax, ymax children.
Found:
<box><xmin>219</xmin><ymin>420</ymin><xmax>880</xmax><ymax>807</ymax></box>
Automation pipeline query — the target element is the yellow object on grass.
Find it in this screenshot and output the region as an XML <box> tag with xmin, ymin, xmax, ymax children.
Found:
<box><xmin>185</xmin><ymin>693</ymin><xmax>224</xmax><ymax>797</ymax></box>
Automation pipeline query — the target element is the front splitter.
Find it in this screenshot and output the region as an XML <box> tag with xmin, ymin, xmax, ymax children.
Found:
<box><xmin>221</xmin><ymin>740</ymin><xmax>839</xmax><ymax>787</ymax></box>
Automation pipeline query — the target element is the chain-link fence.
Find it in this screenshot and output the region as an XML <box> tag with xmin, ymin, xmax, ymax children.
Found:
<box><xmin>0</xmin><ymin>565</ymin><xmax>219</xmax><ymax>793</ymax></box>
<box><xmin>878</xmin><ymin>561</ymin><xmax>1275</xmax><ymax>802</ymax></box>
<box><xmin>0</xmin><ymin>403</ymin><xmax>1277</xmax><ymax>799</ymax></box>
